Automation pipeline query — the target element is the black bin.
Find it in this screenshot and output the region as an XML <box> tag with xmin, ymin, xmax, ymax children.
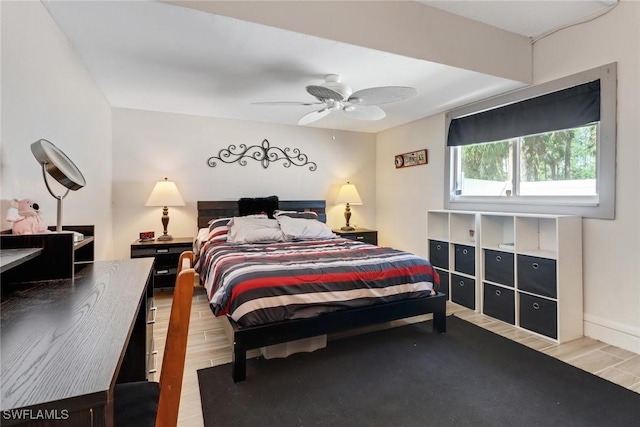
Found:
<box><xmin>519</xmin><ymin>293</ymin><xmax>557</xmax><ymax>339</ymax></box>
<box><xmin>484</xmin><ymin>249</ymin><xmax>514</xmax><ymax>287</ymax></box>
<box><xmin>454</xmin><ymin>244</ymin><xmax>475</xmax><ymax>275</ymax></box>
<box><xmin>483</xmin><ymin>283</ymin><xmax>515</xmax><ymax>324</ymax></box>
<box><xmin>429</xmin><ymin>240</ymin><xmax>449</xmax><ymax>269</ymax></box>
<box><xmin>451</xmin><ymin>273</ymin><xmax>475</xmax><ymax>310</ymax></box>
<box><xmin>435</xmin><ymin>268</ymin><xmax>449</xmax><ymax>299</ymax></box>
<box><xmin>517</xmin><ymin>255</ymin><xmax>557</xmax><ymax>298</ymax></box>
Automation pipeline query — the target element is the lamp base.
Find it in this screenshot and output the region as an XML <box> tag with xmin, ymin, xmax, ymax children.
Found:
<box><xmin>340</xmin><ymin>225</ymin><xmax>355</xmax><ymax>231</ymax></box>
<box><xmin>157</xmin><ymin>234</ymin><xmax>174</xmax><ymax>241</ymax></box>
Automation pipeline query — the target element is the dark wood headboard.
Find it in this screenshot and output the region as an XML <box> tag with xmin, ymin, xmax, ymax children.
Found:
<box><xmin>197</xmin><ymin>200</ymin><xmax>326</xmax><ymax>229</ymax></box>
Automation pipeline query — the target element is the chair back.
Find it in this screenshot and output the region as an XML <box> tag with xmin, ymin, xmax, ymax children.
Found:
<box><xmin>156</xmin><ymin>251</ymin><xmax>195</xmax><ymax>427</ymax></box>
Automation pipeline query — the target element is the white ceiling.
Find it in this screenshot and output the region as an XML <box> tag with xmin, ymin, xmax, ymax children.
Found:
<box><xmin>42</xmin><ymin>0</ymin><xmax>614</xmax><ymax>133</ymax></box>
<box><xmin>419</xmin><ymin>0</ymin><xmax>617</xmax><ymax>37</ymax></box>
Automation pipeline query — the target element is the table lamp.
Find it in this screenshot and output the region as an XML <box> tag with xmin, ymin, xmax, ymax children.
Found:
<box><xmin>336</xmin><ymin>182</ymin><xmax>362</xmax><ymax>231</ymax></box>
<box><xmin>145</xmin><ymin>178</ymin><xmax>185</xmax><ymax>241</ymax></box>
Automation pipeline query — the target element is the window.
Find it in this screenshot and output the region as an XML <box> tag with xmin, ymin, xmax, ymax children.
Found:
<box><xmin>445</xmin><ymin>63</ymin><xmax>616</xmax><ymax>219</ymax></box>
<box><xmin>455</xmin><ymin>124</ymin><xmax>597</xmax><ymax>197</ymax></box>
<box><xmin>519</xmin><ymin>125</ymin><xmax>597</xmax><ymax>196</ymax></box>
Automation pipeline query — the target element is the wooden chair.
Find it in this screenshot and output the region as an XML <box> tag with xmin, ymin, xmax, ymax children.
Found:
<box><xmin>114</xmin><ymin>251</ymin><xmax>195</xmax><ymax>427</ymax></box>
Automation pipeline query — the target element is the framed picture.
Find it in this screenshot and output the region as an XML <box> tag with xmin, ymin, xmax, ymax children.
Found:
<box><xmin>395</xmin><ymin>149</ymin><xmax>428</xmax><ymax>169</ymax></box>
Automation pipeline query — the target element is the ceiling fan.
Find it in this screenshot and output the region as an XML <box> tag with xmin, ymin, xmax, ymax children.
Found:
<box><xmin>253</xmin><ymin>74</ymin><xmax>418</xmax><ymax>125</ymax></box>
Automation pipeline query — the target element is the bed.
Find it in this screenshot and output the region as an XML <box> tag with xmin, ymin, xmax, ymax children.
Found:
<box><xmin>195</xmin><ymin>199</ymin><xmax>447</xmax><ymax>382</ymax></box>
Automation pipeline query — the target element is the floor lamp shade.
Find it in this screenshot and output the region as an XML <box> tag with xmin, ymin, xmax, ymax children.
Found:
<box><xmin>145</xmin><ymin>178</ymin><xmax>185</xmax><ymax>241</ymax></box>
<box><xmin>336</xmin><ymin>182</ymin><xmax>362</xmax><ymax>231</ymax></box>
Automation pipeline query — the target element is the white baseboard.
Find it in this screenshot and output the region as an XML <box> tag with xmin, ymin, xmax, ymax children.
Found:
<box><xmin>583</xmin><ymin>314</ymin><xmax>640</xmax><ymax>354</ymax></box>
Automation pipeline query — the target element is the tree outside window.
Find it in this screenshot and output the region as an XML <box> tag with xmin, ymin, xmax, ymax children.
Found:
<box><xmin>457</xmin><ymin>124</ymin><xmax>597</xmax><ymax>197</ymax></box>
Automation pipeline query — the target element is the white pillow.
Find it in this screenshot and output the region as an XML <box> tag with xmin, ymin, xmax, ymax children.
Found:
<box><xmin>276</xmin><ymin>215</ymin><xmax>337</xmax><ymax>240</ymax></box>
<box><xmin>226</xmin><ymin>214</ymin><xmax>267</xmax><ymax>228</ymax></box>
<box><xmin>274</xmin><ymin>210</ymin><xmax>318</xmax><ymax>220</ymax></box>
<box><xmin>227</xmin><ymin>216</ymin><xmax>285</xmax><ymax>243</ymax></box>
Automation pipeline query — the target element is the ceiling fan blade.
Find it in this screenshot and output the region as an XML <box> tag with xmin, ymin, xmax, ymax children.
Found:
<box><xmin>298</xmin><ymin>108</ymin><xmax>332</xmax><ymax>125</ymax></box>
<box><xmin>348</xmin><ymin>86</ymin><xmax>417</xmax><ymax>106</ymax></box>
<box><xmin>342</xmin><ymin>105</ymin><xmax>386</xmax><ymax>121</ymax></box>
<box><xmin>252</xmin><ymin>101</ymin><xmax>324</xmax><ymax>106</ymax></box>
<box><xmin>306</xmin><ymin>85</ymin><xmax>345</xmax><ymax>101</ymax></box>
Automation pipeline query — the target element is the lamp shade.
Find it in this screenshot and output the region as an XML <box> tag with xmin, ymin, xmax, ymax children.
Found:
<box><xmin>336</xmin><ymin>182</ymin><xmax>362</xmax><ymax>205</ymax></box>
<box><xmin>145</xmin><ymin>178</ymin><xmax>185</xmax><ymax>207</ymax></box>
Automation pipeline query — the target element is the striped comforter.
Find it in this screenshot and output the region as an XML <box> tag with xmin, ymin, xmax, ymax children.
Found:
<box><xmin>195</xmin><ymin>238</ymin><xmax>440</xmax><ymax>327</ymax></box>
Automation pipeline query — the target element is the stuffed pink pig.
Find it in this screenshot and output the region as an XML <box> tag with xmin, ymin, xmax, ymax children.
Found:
<box><xmin>8</xmin><ymin>199</ymin><xmax>50</xmax><ymax>234</ymax></box>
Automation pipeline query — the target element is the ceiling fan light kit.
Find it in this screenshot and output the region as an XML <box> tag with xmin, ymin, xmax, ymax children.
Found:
<box><xmin>255</xmin><ymin>74</ymin><xmax>417</xmax><ymax>126</ymax></box>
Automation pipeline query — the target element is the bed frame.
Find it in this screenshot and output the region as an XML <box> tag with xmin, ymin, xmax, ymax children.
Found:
<box><xmin>197</xmin><ymin>200</ymin><xmax>447</xmax><ymax>382</ymax></box>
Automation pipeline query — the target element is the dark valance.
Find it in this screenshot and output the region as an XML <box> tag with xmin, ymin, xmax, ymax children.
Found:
<box><xmin>447</xmin><ymin>80</ymin><xmax>601</xmax><ymax>146</ymax></box>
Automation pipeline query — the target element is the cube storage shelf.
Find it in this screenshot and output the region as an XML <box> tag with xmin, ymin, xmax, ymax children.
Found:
<box><xmin>428</xmin><ymin>211</ymin><xmax>478</xmax><ymax>311</ymax></box>
<box><xmin>427</xmin><ymin>210</ymin><xmax>583</xmax><ymax>343</ymax></box>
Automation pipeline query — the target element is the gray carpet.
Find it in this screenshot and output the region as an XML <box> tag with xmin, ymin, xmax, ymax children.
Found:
<box><xmin>198</xmin><ymin>316</ymin><xmax>640</xmax><ymax>427</ymax></box>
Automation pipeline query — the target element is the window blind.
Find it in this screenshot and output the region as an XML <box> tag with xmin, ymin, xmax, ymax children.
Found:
<box><xmin>447</xmin><ymin>80</ymin><xmax>601</xmax><ymax>147</ymax></box>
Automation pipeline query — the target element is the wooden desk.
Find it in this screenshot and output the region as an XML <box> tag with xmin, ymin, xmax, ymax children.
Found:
<box><xmin>0</xmin><ymin>248</ymin><xmax>43</xmax><ymax>273</ymax></box>
<box><xmin>0</xmin><ymin>226</ymin><xmax>95</xmax><ymax>283</ymax></box>
<box><xmin>0</xmin><ymin>258</ymin><xmax>154</xmax><ymax>426</ymax></box>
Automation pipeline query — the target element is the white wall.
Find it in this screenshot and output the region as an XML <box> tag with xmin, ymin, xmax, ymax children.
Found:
<box><xmin>376</xmin><ymin>1</ymin><xmax>640</xmax><ymax>352</ymax></box>
<box><xmin>111</xmin><ymin>108</ymin><xmax>376</xmax><ymax>259</ymax></box>
<box><xmin>0</xmin><ymin>1</ymin><xmax>114</xmax><ymax>259</ymax></box>
<box><xmin>376</xmin><ymin>115</ymin><xmax>445</xmax><ymax>258</ymax></box>
<box><xmin>533</xmin><ymin>0</ymin><xmax>640</xmax><ymax>352</ymax></box>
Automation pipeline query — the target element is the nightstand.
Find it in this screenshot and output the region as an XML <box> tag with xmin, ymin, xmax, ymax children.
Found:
<box><xmin>130</xmin><ymin>237</ymin><xmax>193</xmax><ymax>289</ymax></box>
<box><xmin>333</xmin><ymin>228</ymin><xmax>378</xmax><ymax>245</ymax></box>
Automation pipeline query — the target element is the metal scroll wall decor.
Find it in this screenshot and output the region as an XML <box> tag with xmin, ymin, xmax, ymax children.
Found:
<box><xmin>207</xmin><ymin>139</ymin><xmax>317</xmax><ymax>171</ymax></box>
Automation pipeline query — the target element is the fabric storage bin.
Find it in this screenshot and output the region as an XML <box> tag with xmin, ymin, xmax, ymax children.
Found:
<box><xmin>435</xmin><ymin>268</ymin><xmax>449</xmax><ymax>299</ymax></box>
<box><xmin>451</xmin><ymin>273</ymin><xmax>475</xmax><ymax>310</ymax></box>
<box><xmin>483</xmin><ymin>283</ymin><xmax>515</xmax><ymax>324</ymax></box>
<box><xmin>484</xmin><ymin>249</ymin><xmax>514</xmax><ymax>287</ymax></box>
<box><xmin>517</xmin><ymin>255</ymin><xmax>557</xmax><ymax>298</ymax></box>
<box><xmin>429</xmin><ymin>240</ymin><xmax>449</xmax><ymax>269</ymax></box>
<box><xmin>454</xmin><ymin>244</ymin><xmax>475</xmax><ymax>275</ymax></box>
<box><xmin>519</xmin><ymin>293</ymin><xmax>558</xmax><ymax>339</ymax></box>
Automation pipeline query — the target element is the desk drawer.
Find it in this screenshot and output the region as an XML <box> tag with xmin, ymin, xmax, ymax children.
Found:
<box><xmin>146</xmin><ymin>293</ymin><xmax>155</xmax><ymax>377</ymax></box>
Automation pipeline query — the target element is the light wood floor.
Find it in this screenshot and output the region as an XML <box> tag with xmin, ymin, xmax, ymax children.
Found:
<box><xmin>152</xmin><ymin>284</ymin><xmax>640</xmax><ymax>427</ymax></box>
